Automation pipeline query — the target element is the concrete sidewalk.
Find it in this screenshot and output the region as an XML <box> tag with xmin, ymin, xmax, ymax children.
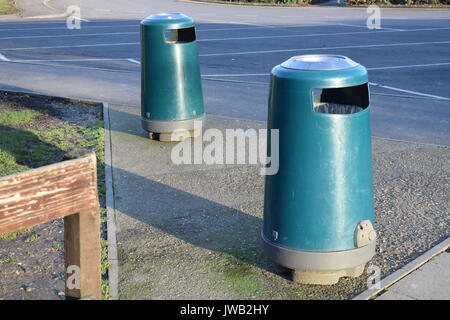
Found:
<box><xmin>106</xmin><ymin>104</ymin><xmax>449</xmax><ymax>300</ymax></box>
<box><xmin>376</xmin><ymin>249</ymin><xmax>450</xmax><ymax>300</ymax></box>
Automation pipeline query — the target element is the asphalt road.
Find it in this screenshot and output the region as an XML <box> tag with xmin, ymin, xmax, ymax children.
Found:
<box><xmin>0</xmin><ymin>0</ymin><xmax>449</xmax><ymax>145</ymax></box>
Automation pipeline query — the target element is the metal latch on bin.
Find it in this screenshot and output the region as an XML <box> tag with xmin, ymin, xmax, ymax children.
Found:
<box><xmin>354</xmin><ymin>220</ymin><xmax>377</xmax><ymax>248</ymax></box>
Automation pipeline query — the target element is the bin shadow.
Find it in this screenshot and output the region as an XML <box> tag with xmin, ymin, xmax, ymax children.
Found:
<box><xmin>111</xmin><ymin>165</ymin><xmax>288</xmax><ymax>278</ymax></box>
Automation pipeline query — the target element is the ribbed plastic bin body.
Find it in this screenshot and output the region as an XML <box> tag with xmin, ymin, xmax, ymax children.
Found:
<box><xmin>262</xmin><ymin>55</ymin><xmax>376</xmax><ymax>284</ymax></box>
<box><xmin>140</xmin><ymin>13</ymin><xmax>204</xmax><ymax>139</ymax></box>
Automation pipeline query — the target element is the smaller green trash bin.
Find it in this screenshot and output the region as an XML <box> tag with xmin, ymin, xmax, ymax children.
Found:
<box><xmin>262</xmin><ymin>55</ymin><xmax>376</xmax><ymax>285</ymax></box>
<box><xmin>140</xmin><ymin>13</ymin><xmax>205</xmax><ymax>141</ymax></box>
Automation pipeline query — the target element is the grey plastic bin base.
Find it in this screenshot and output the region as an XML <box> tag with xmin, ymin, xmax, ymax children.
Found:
<box><xmin>141</xmin><ymin>115</ymin><xmax>204</xmax><ymax>141</ymax></box>
<box><xmin>262</xmin><ymin>233</ymin><xmax>375</xmax><ymax>285</ymax></box>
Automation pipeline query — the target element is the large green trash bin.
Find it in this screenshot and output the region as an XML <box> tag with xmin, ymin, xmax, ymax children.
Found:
<box><xmin>140</xmin><ymin>13</ymin><xmax>205</xmax><ymax>141</ymax></box>
<box><xmin>262</xmin><ymin>55</ymin><xmax>377</xmax><ymax>285</ymax></box>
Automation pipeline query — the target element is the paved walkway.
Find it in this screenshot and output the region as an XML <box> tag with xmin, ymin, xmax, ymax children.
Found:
<box><xmin>376</xmin><ymin>250</ymin><xmax>449</xmax><ymax>300</ymax></box>
<box><xmin>106</xmin><ymin>104</ymin><xmax>449</xmax><ymax>300</ymax></box>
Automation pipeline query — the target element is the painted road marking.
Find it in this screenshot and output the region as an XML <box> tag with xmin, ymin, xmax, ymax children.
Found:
<box><xmin>1</xmin><ymin>22</ymin><xmax>445</xmax><ymax>36</ymax></box>
<box><xmin>127</xmin><ymin>59</ymin><xmax>141</xmax><ymax>64</ymax></box>
<box><xmin>6</xmin><ymin>58</ymin><xmax>134</xmax><ymax>62</ymax></box>
<box><xmin>2</xmin><ymin>26</ymin><xmax>450</xmax><ymax>41</ymax></box>
<box><xmin>1</xmin><ymin>37</ymin><xmax>450</xmax><ymax>53</ymax></box>
<box><xmin>3</xmin><ymin>56</ymin><xmax>449</xmax><ymax>101</ymax></box>
<box><xmin>0</xmin><ymin>53</ymin><xmax>9</xmax><ymax>61</ymax></box>
<box><xmin>0</xmin><ymin>19</ymin><xmax>139</xmax><ymax>26</ymax></box>
<box><xmin>201</xmin><ymin>62</ymin><xmax>450</xmax><ymax>77</ymax></box>
<box><xmin>0</xmin><ymin>24</ymin><xmax>140</xmax><ymax>32</ymax></box>
<box><xmin>369</xmin><ymin>82</ymin><xmax>450</xmax><ymax>101</ymax></box>
<box><xmin>0</xmin><ymin>32</ymin><xmax>139</xmax><ymax>40</ymax></box>
<box><xmin>197</xmin><ymin>27</ymin><xmax>450</xmax><ymax>42</ymax></box>
<box><xmin>200</xmin><ymin>18</ymin><xmax>275</xmax><ymax>28</ymax></box>
<box><xmin>0</xmin><ymin>23</ymin><xmax>318</xmax><ymax>35</ymax></box>
<box><xmin>73</xmin><ymin>17</ymin><xmax>91</xmax><ymax>23</ymax></box>
<box><xmin>199</xmin><ymin>40</ymin><xmax>450</xmax><ymax>57</ymax></box>
<box><xmin>368</xmin><ymin>62</ymin><xmax>450</xmax><ymax>71</ymax></box>
<box><xmin>0</xmin><ymin>42</ymin><xmax>140</xmax><ymax>51</ymax></box>
<box><xmin>5</xmin><ymin>59</ymin><xmax>450</xmax><ymax>74</ymax></box>
<box><xmin>336</xmin><ymin>22</ymin><xmax>404</xmax><ymax>31</ymax></box>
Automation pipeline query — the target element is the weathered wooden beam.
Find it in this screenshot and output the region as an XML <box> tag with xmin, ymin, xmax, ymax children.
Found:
<box><xmin>0</xmin><ymin>153</ymin><xmax>101</xmax><ymax>299</ymax></box>
<box><xmin>64</xmin><ymin>208</ymin><xmax>101</xmax><ymax>300</ymax></box>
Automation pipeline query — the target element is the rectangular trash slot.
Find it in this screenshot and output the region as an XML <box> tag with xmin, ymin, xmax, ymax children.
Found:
<box><xmin>313</xmin><ymin>83</ymin><xmax>369</xmax><ymax>114</ymax></box>
<box><xmin>164</xmin><ymin>27</ymin><xmax>196</xmax><ymax>43</ymax></box>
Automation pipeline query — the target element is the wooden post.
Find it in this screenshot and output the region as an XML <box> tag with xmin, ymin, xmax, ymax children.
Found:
<box><xmin>0</xmin><ymin>153</ymin><xmax>101</xmax><ymax>299</ymax></box>
<box><xmin>64</xmin><ymin>209</ymin><xmax>101</xmax><ymax>299</ymax></box>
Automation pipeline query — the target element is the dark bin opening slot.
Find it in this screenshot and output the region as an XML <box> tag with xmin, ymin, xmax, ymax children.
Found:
<box><xmin>313</xmin><ymin>83</ymin><xmax>369</xmax><ymax>114</ymax></box>
<box><xmin>164</xmin><ymin>27</ymin><xmax>196</xmax><ymax>43</ymax></box>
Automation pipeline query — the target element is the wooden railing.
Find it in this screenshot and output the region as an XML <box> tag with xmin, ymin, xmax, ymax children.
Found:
<box><xmin>0</xmin><ymin>153</ymin><xmax>101</xmax><ymax>299</ymax></box>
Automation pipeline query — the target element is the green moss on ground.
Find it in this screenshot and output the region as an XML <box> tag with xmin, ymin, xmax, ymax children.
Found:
<box><xmin>208</xmin><ymin>245</ymin><xmax>272</xmax><ymax>298</ymax></box>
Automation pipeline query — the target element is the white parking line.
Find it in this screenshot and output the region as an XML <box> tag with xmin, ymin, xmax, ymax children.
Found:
<box><xmin>199</xmin><ymin>40</ymin><xmax>450</xmax><ymax>57</ymax></box>
<box><xmin>202</xmin><ymin>73</ymin><xmax>267</xmax><ymax>77</ymax></box>
<box><xmin>73</xmin><ymin>17</ymin><xmax>91</xmax><ymax>23</ymax></box>
<box><xmin>0</xmin><ymin>19</ymin><xmax>139</xmax><ymax>26</ymax></box>
<box><xmin>0</xmin><ymin>53</ymin><xmax>9</xmax><ymax>61</ymax></box>
<box><xmin>199</xmin><ymin>18</ymin><xmax>276</xmax><ymax>28</ymax></box>
<box><xmin>0</xmin><ymin>24</ymin><xmax>139</xmax><ymax>32</ymax></box>
<box><xmin>369</xmin><ymin>82</ymin><xmax>450</xmax><ymax>101</ymax></box>
<box><xmin>336</xmin><ymin>22</ymin><xmax>405</xmax><ymax>31</ymax></box>
<box><xmin>0</xmin><ymin>22</ymin><xmax>324</xmax><ymax>33</ymax></box>
<box><xmin>2</xmin><ymin>26</ymin><xmax>450</xmax><ymax>42</ymax></box>
<box><xmin>5</xmin><ymin>59</ymin><xmax>450</xmax><ymax>76</ymax></box>
<box><xmin>198</xmin><ymin>27</ymin><xmax>450</xmax><ymax>42</ymax></box>
<box><xmin>368</xmin><ymin>62</ymin><xmax>450</xmax><ymax>71</ymax></box>
<box><xmin>0</xmin><ymin>42</ymin><xmax>140</xmax><ymax>51</ymax></box>
<box><xmin>1</xmin><ymin>35</ymin><xmax>450</xmax><ymax>53</ymax></box>
<box><xmin>127</xmin><ymin>59</ymin><xmax>141</xmax><ymax>64</ymax></box>
<box><xmin>0</xmin><ymin>23</ymin><xmax>321</xmax><ymax>35</ymax></box>
<box><xmin>202</xmin><ymin>62</ymin><xmax>450</xmax><ymax>77</ymax></box>
<box><xmin>6</xmin><ymin>57</ymin><xmax>133</xmax><ymax>62</ymax></box>
<box><xmin>0</xmin><ymin>32</ymin><xmax>138</xmax><ymax>40</ymax></box>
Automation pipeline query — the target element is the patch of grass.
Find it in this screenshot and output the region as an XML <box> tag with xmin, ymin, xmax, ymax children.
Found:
<box><xmin>0</xmin><ymin>227</ymin><xmax>32</xmax><ymax>240</ymax></box>
<box><xmin>100</xmin><ymin>239</ymin><xmax>109</xmax><ymax>276</ymax></box>
<box><xmin>52</xmin><ymin>241</ymin><xmax>63</xmax><ymax>251</ymax></box>
<box><xmin>0</xmin><ymin>149</ymin><xmax>28</xmax><ymax>176</ymax></box>
<box><xmin>37</xmin><ymin>121</ymin><xmax>106</xmax><ymax>202</ymax></box>
<box><xmin>0</xmin><ymin>0</ymin><xmax>20</xmax><ymax>15</ymax></box>
<box><xmin>24</xmin><ymin>234</ymin><xmax>39</xmax><ymax>243</ymax></box>
<box><xmin>0</xmin><ymin>128</ymin><xmax>61</xmax><ymax>170</ymax></box>
<box><xmin>0</xmin><ymin>256</ymin><xmax>18</xmax><ymax>265</ymax></box>
<box><xmin>0</xmin><ymin>110</ymin><xmax>40</xmax><ymax>126</ymax></box>
<box><xmin>101</xmin><ymin>279</ymin><xmax>110</xmax><ymax>300</ymax></box>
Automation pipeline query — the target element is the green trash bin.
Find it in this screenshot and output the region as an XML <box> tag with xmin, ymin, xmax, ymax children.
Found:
<box><xmin>262</xmin><ymin>55</ymin><xmax>376</xmax><ymax>285</ymax></box>
<box><xmin>140</xmin><ymin>13</ymin><xmax>205</xmax><ymax>141</ymax></box>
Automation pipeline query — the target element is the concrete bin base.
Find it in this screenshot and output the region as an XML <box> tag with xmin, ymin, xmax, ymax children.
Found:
<box><xmin>292</xmin><ymin>264</ymin><xmax>365</xmax><ymax>285</ymax></box>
